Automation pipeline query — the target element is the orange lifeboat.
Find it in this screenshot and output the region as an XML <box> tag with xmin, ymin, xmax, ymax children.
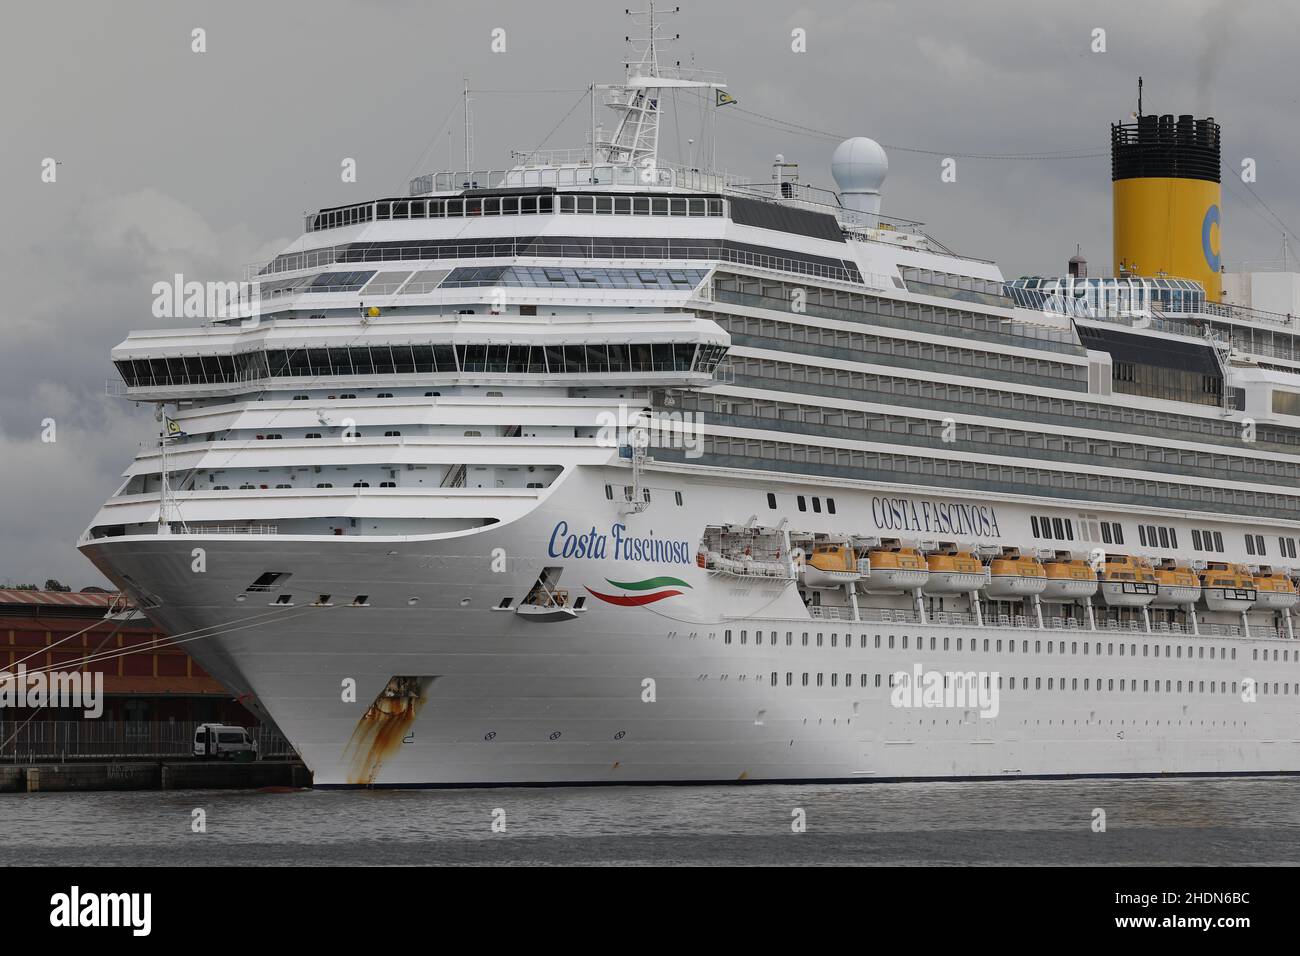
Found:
<box><xmin>1150</xmin><ymin>564</ymin><xmax>1201</xmax><ymax>608</ymax></box>
<box><xmin>1041</xmin><ymin>558</ymin><xmax>1098</xmax><ymax>601</ymax></box>
<box><xmin>861</xmin><ymin>546</ymin><xmax>929</xmax><ymax>593</ymax></box>
<box><xmin>983</xmin><ymin>552</ymin><xmax>1047</xmax><ymax>598</ymax></box>
<box><xmin>800</xmin><ymin>542</ymin><xmax>860</xmax><ymax>588</ymax></box>
<box><xmin>1098</xmin><ymin>554</ymin><xmax>1158</xmax><ymax>607</ymax></box>
<box><xmin>1251</xmin><ymin>567</ymin><xmax>1297</xmax><ymax>611</ymax></box>
<box><xmin>922</xmin><ymin>550</ymin><xmax>988</xmax><ymax>594</ymax></box>
<box><xmin>1199</xmin><ymin>562</ymin><xmax>1256</xmax><ymax>612</ymax></box>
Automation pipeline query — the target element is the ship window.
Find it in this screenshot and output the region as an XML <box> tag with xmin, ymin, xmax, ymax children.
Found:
<box><xmin>674</xmin><ymin>491</ymin><xmax>683</xmax><ymax>506</ymax></box>
<box><xmin>380</xmin><ymin>481</ymin><xmax>396</xmax><ymax>487</ymax></box>
<box><xmin>605</xmin><ymin>484</ymin><xmax>614</xmax><ymax>500</ymax></box>
<box><xmin>1065</xmin><ymin>519</ymin><xmax>1074</xmax><ymax>540</ymax></box>
<box><xmin>1213</xmin><ymin>531</ymin><xmax>1223</xmax><ymax>551</ymax></box>
<box><xmin>766</xmin><ymin>492</ymin><xmax>776</xmax><ymax>509</ymax></box>
<box><xmin>1031</xmin><ymin>516</ymin><xmax>1040</xmax><ymax>537</ymax></box>
<box><xmin>1158</xmin><ymin>527</ymin><xmax>1169</xmax><ymax>548</ymax></box>
<box><xmin>1246</xmin><ymin>534</ymin><xmax>1256</xmax><ymax>555</ymax></box>
<box><xmin>351</xmin><ymin>595</ymin><xmax>369</xmax><ymax>606</ymax></box>
<box><xmin>1192</xmin><ymin>529</ymin><xmax>1203</xmax><ymax>550</ymax></box>
<box><xmin>1138</xmin><ymin>525</ymin><xmax>1147</xmax><ymax>546</ymax></box>
<box><xmin>1100</xmin><ymin>522</ymin><xmax>1112</xmax><ymax>545</ymax></box>
<box><xmin>1052</xmin><ymin>518</ymin><xmax>1064</xmax><ymax>539</ymax></box>
<box><xmin>827</xmin><ymin>498</ymin><xmax>836</xmax><ymax>514</ymax></box>
<box><xmin>812</xmin><ymin>497</ymin><xmax>821</xmax><ymax>513</ymax></box>
<box><xmin>797</xmin><ymin>495</ymin><xmax>807</xmax><ymax>512</ymax></box>
<box><xmin>352</xmin><ymin>481</ymin><xmax>370</xmax><ymax>487</ymax></box>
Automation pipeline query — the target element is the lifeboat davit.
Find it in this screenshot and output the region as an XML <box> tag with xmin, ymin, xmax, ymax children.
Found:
<box><xmin>860</xmin><ymin>547</ymin><xmax>930</xmax><ymax>593</ymax></box>
<box><xmin>1251</xmin><ymin>569</ymin><xmax>1297</xmax><ymax>610</ymax></box>
<box><xmin>922</xmin><ymin>551</ymin><xmax>988</xmax><ymax>593</ymax></box>
<box><xmin>1150</xmin><ymin>566</ymin><xmax>1202</xmax><ymax>608</ymax></box>
<box><xmin>1041</xmin><ymin>559</ymin><xmax>1098</xmax><ymax>601</ymax></box>
<box><xmin>1098</xmin><ymin>554</ymin><xmax>1158</xmax><ymax>607</ymax></box>
<box><xmin>983</xmin><ymin>554</ymin><xmax>1047</xmax><ymax>598</ymax></box>
<box><xmin>1199</xmin><ymin>563</ymin><xmax>1257</xmax><ymax>612</ymax></box>
<box><xmin>800</xmin><ymin>543</ymin><xmax>860</xmax><ymax>588</ymax></box>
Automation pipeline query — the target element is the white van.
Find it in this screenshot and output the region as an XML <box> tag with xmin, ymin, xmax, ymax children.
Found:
<box><xmin>193</xmin><ymin>723</ymin><xmax>259</xmax><ymax>759</ymax></box>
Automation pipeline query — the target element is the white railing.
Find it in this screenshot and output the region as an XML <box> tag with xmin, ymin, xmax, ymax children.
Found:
<box><xmin>0</xmin><ymin>720</ymin><xmax>297</xmax><ymax>761</ymax></box>
<box><xmin>172</xmin><ymin>524</ymin><xmax>279</xmax><ymax>535</ymax></box>
<box><xmin>800</xmin><ymin>608</ymin><xmax>1286</xmax><ymax>640</ymax></box>
<box><xmin>247</xmin><ymin>240</ymin><xmax>862</xmax><ymax>284</ymax></box>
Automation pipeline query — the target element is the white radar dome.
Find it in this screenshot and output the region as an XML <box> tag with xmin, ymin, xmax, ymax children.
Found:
<box><xmin>831</xmin><ymin>137</ymin><xmax>888</xmax><ymax>220</ymax></box>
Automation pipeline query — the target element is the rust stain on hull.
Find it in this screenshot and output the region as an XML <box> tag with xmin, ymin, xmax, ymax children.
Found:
<box><xmin>343</xmin><ymin>677</ymin><xmax>432</xmax><ymax>785</ymax></box>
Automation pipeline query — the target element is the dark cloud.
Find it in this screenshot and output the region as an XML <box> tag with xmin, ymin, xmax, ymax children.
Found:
<box><xmin>1</xmin><ymin>0</ymin><xmax>1296</xmax><ymax>586</ymax></box>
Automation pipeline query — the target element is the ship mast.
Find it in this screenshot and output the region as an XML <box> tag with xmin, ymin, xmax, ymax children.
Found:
<box><xmin>599</xmin><ymin>3</ymin><xmax>725</xmax><ymax>174</ymax></box>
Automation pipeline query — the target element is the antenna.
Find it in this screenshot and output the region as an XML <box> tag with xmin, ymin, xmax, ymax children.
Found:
<box><xmin>601</xmin><ymin>4</ymin><xmax>724</xmax><ymax>172</ymax></box>
<box><xmin>1137</xmin><ymin>76</ymin><xmax>1143</xmax><ymax>118</ymax></box>
<box><xmin>463</xmin><ymin>76</ymin><xmax>473</xmax><ymax>173</ymax></box>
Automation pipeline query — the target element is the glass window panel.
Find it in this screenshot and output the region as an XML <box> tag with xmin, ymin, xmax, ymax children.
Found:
<box><xmin>350</xmin><ymin>347</ymin><xmax>375</xmax><ymax>375</ymax></box>
<box><xmin>432</xmin><ymin>345</ymin><xmax>456</xmax><ymax>371</ymax></box>
<box><xmin>410</xmin><ymin>345</ymin><xmax>434</xmax><ymax>373</ymax></box>
<box><xmin>564</xmin><ymin>345</ymin><xmax>585</xmax><ymax>373</ymax></box>
<box><xmin>584</xmin><ymin>344</ymin><xmax>609</xmax><ymax>373</ymax></box>
<box><xmin>543</xmin><ymin>345</ymin><xmax>565</xmax><ymax>373</ymax></box>
<box><xmin>392</xmin><ymin>344</ymin><xmax>416</xmax><ymax>374</ymax></box>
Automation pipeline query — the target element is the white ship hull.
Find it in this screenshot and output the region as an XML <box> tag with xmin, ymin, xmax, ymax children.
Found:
<box><xmin>81</xmin><ymin>466</ymin><xmax>1300</xmax><ymax>787</ymax></box>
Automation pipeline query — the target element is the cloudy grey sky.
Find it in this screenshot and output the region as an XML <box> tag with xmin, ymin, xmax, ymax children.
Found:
<box><xmin>2</xmin><ymin>0</ymin><xmax>1297</xmax><ymax>589</ymax></box>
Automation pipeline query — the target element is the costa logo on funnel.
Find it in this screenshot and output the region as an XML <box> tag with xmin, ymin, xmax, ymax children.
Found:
<box><xmin>585</xmin><ymin>576</ymin><xmax>692</xmax><ymax>606</ymax></box>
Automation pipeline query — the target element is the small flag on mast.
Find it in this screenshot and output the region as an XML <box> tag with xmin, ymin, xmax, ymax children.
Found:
<box><xmin>715</xmin><ymin>89</ymin><xmax>737</xmax><ymax>107</ymax></box>
<box><xmin>164</xmin><ymin>417</ymin><xmax>185</xmax><ymax>439</ymax></box>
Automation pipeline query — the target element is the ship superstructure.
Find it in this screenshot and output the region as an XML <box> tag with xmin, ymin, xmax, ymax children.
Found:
<box><xmin>81</xmin><ymin>11</ymin><xmax>1300</xmax><ymax>785</ymax></box>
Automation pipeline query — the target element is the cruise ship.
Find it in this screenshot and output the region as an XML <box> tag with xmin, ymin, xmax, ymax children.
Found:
<box><xmin>81</xmin><ymin>12</ymin><xmax>1300</xmax><ymax>786</ymax></box>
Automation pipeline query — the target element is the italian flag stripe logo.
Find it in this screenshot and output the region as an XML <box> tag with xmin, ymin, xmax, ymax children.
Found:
<box><xmin>586</xmin><ymin>576</ymin><xmax>692</xmax><ymax>606</ymax></box>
